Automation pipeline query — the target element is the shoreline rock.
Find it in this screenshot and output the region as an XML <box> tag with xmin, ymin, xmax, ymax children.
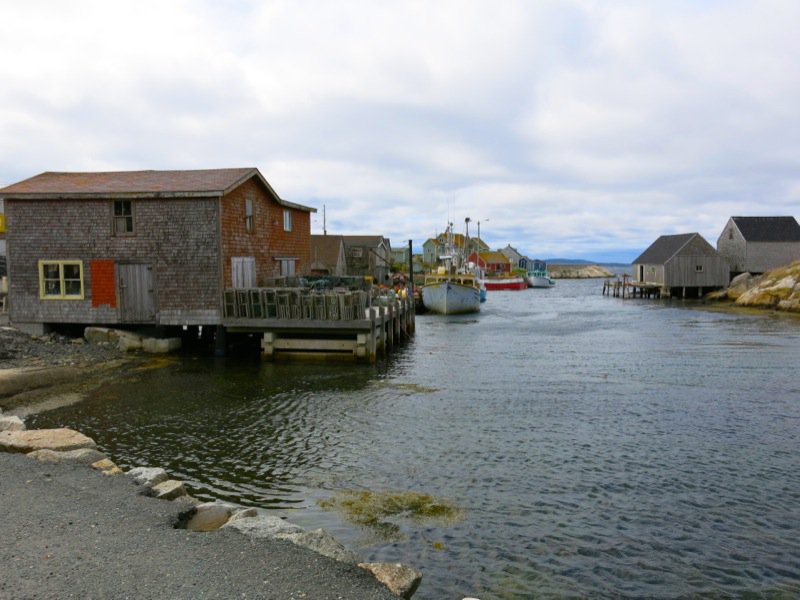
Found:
<box><xmin>548</xmin><ymin>263</ymin><xmax>616</xmax><ymax>279</ymax></box>
<box><xmin>707</xmin><ymin>261</ymin><xmax>800</xmax><ymax>313</ymax></box>
<box><xmin>0</xmin><ymin>419</ymin><xmax>423</xmax><ymax>598</ymax></box>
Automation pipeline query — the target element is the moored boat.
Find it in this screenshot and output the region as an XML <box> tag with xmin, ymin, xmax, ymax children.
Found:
<box><xmin>526</xmin><ymin>259</ymin><xmax>556</xmax><ymax>288</ymax></box>
<box><xmin>420</xmin><ymin>271</ymin><xmax>481</xmax><ymax>314</ymax></box>
<box><xmin>481</xmin><ymin>274</ymin><xmax>528</xmax><ymax>291</ymax></box>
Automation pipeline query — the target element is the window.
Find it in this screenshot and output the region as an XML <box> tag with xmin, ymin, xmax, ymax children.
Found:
<box><xmin>283</xmin><ymin>209</ymin><xmax>292</xmax><ymax>232</ymax></box>
<box><xmin>245</xmin><ymin>197</ymin><xmax>254</xmax><ymax>233</ymax></box>
<box><xmin>695</xmin><ymin>264</ymin><xmax>704</xmax><ymax>273</ymax></box>
<box><xmin>39</xmin><ymin>260</ymin><xmax>84</xmax><ymax>299</ymax></box>
<box><xmin>113</xmin><ymin>200</ymin><xmax>134</xmax><ymax>235</ymax></box>
<box><xmin>278</xmin><ymin>258</ymin><xmax>296</xmax><ymax>276</ymax></box>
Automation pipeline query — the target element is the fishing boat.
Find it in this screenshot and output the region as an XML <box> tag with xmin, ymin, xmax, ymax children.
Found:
<box><xmin>420</xmin><ymin>221</ymin><xmax>482</xmax><ymax>314</ymax></box>
<box><xmin>526</xmin><ymin>259</ymin><xmax>556</xmax><ymax>288</ymax></box>
<box><xmin>420</xmin><ymin>267</ymin><xmax>481</xmax><ymax>314</ymax></box>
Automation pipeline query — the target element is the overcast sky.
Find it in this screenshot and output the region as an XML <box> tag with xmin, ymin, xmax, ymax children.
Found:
<box><xmin>2</xmin><ymin>1</ymin><xmax>799</xmax><ymax>262</ymax></box>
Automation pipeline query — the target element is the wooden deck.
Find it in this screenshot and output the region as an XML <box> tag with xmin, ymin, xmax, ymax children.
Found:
<box><xmin>602</xmin><ymin>275</ymin><xmax>663</xmax><ymax>299</ymax></box>
<box><xmin>222</xmin><ymin>288</ymin><xmax>414</xmax><ymax>362</ymax></box>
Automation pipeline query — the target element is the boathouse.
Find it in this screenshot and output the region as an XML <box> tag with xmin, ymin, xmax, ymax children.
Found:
<box><xmin>716</xmin><ymin>216</ymin><xmax>800</xmax><ymax>276</ymax></box>
<box><xmin>0</xmin><ymin>168</ymin><xmax>315</xmax><ymax>335</ymax></box>
<box><xmin>632</xmin><ymin>233</ymin><xmax>729</xmax><ymax>298</ymax></box>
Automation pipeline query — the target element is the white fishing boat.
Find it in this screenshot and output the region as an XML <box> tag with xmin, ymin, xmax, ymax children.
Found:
<box><xmin>420</xmin><ymin>221</ymin><xmax>482</xmax><ymax>314</ymax></box>
<box><xmin>526</xmin><ymin>259</ymin><xmax>556</xmax><ymax>288</ymax></box>
<box><xmin>420</xmin><ymin>269</ymin><xmax>481</xmax><ymax>315</ymax></box>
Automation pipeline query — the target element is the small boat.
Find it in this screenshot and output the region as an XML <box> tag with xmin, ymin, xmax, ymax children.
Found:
<box><xmin>420</xmin><ymin>269</ymin><xmax>481</xmax><ymax>314</ymax></box>
<box><xmin>481</xmin><ymin>274</ymin><xmax>528</xmax><ymax>291</ymax></box>
<box><xmin>526</xmin><ymin>259</ymin><xmax>556</xmax><ymax>288</ymax></box>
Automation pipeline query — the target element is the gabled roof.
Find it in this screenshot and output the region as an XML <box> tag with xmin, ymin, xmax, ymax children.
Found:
<box><xmin>0</xmin><ymin>168</ymin><xmax>315</xmax><ymax>212</ymax></box>
<box><xmin>310</xmin><ymin>234</ymin><xmax>344</xmax><ymax>268</ymax></box>
<box><xmin>731</xmin><ymin>216</ymin><xmax>800</xmax><ymax>242</ymax></box>
<box><xmin>633</xmin><ymin>233</ymin><xmax>700</xmax><ymax>264</ymax></box>
<box><xmin>341</xmin><ymin>235</ymin><xmax>389</xmax><ymax>248</ymax></box>
<box><xmin>476</xmin><ymin>251</ymin><xmax>511</xmax><ymax>264</ymax></box>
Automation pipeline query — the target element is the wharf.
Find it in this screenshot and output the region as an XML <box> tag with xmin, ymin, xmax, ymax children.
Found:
<box><xmin>222</xmin><ymin>288</ymin><xmax>414</xmax><ymax>362</ymax></box>
<box><xmin>602</xmin><ymin>275</ymin><xmax>663</xmax><ymax>299</ymax></box>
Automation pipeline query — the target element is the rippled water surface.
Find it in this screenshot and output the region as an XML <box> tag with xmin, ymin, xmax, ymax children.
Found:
<box><xmin>31</xmin><ymin>280</ymin><xmax>800</xmax><ymax>599</ymax></box>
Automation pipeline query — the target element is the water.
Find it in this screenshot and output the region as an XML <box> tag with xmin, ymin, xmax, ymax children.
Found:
<box><xmin>30</xmin><ymin>280</ymin><xmax>800</xmax><ymax>599</ymax></box>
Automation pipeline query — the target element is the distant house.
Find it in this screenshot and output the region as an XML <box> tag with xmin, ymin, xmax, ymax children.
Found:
<box><xmin>499</xmin><ymin>245</ymin><xmax>528</xmax><ymax>270</ymax></box>
<box><xmin>0</xmin><ymin>168</ymin><xmax>315</xmax><ymax>335</ymax></box>
<box><xmin>309</xmin><ymin>235</ymin><xmax>347</xmax><ymax>276</ymax></box>
<box><xmin>390</xmin><ymin>245</ymin><xmax>410</xmax><ymax>268</ymax></box>
<box><xmin>467</xmin><ymin>250</ymin><xmax>512</xmax><ymax>276</ymax></box>
<box><xmin>716</xmin><ymin>216</ymin><xmax>800</xmax><ymax>275</ymax></box>
<box><xmin>423</xmin><ymin>231</ymin><xmax>488</xmax><ymax>267</ymax></box>
<box><xmin>632</xmin><ymin>233</ymin><xmax>729</xmax><ymax>297</ymax></box>
<box><xmin>341</xmin><ymin>235</ymin><xmax>392</xmax><ymax>283</ymax></box>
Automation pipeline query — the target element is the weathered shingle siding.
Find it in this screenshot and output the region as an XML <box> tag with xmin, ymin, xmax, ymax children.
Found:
<box><xmin>743</xmin><ymin>241</ymin><xmax>800</xmax><ymax>274</ymax></box>
<box><xmin>219</xmin><ymin>178</ymin><xmax>311</xmax><ymax>284</ymax></box>
<box><xmin>6</xmin><ymin>197</ymin><xmax>221</xmax><ymax>326</ymax></box>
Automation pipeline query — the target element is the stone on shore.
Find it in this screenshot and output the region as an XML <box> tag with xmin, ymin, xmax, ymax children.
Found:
<box><xmin>278</xmin><ymin>529</ymin><xmax>362</xmax><ymax>564</ymax></box>
<box><xmin>26</xmin><ymin>447</ymin><xmax>107</xmax><ymax>464</ymax></box>
<box><xmin>127</xmin><ymin>466</ymin><xmax>170</xmax><ymax>488</ymax></box>
<box><xmin>151</xmin><ymin>479</ymin><xmax>188</xmax><ymax>500</ymax></box>
<box><xmin>0</xmin><ymin>415</ymin><xmax>26</xmax><ymax>432</ymax></box>
<box><xmin>142</xmin><ymin>337</ymin><xmax>182</xmax><ymax>354</ymax></box>
<box><xmin>91</xmin><ymin>457</ymin><xmax>124</xmax><ymax>476</ymax></box>
<box><xmin>0</xmin><ymin>428</ymin><xmax>97</xmax><ymax>453</ymax></box>
<box><xmin>186</xmin><ymin>502</ymin><xmax>240</xmax><ymax>532</ymax></box>
<box><xmin>358</xmin><ymin>563</ymin><xmax>423</xmax><ymax>599</ymax></box>
<box><xmin>224</xmin><ymin>513</ymin><xmax>304</xmax><ymax>538</ymax></box>
<box><xmin>85</xmin><ymin>326</ymin><xmax>144</xmax><ymax>352</ymax></box>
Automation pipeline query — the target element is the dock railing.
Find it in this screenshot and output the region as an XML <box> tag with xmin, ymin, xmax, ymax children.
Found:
<box><xmin>223</xmin><ymin>286</ymin><xmax>412</xmax><ymax>322</ymax></box>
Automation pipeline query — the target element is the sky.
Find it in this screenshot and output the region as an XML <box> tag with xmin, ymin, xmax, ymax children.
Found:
<box><xmin>1</xmin><ymin>1</ymin><xmax>799</xmax><ymax>262</ymax></box>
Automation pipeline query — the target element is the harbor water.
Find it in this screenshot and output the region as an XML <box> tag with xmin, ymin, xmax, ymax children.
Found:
<box><xmin>30</xmin><ymin>279</ymin><xmax>800</xmax><ymax>599</ymax></box>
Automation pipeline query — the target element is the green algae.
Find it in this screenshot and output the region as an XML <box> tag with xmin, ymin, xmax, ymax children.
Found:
<box><xmin>318</xmin><ymin>489</ymin><xmax>463</xmax><ymax>541</ymax></box>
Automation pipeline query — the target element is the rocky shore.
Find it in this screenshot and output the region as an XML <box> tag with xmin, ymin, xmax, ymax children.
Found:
<box><xmin>548</xmin><ymin>263</ymin><xmax>616</xmax><ymax>279</ymax></box>
<box><xmin>707</xmin><ymin>260</ymin><xmax>800</xmax><ymax>313</ymax></box>
<box><xmin>0</xmin><ymin>325</ymin><xmax>462</xmax><ymax>600</ymax></box>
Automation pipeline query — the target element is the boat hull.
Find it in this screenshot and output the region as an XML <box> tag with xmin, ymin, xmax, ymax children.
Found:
<box><xmin>482</xmin><ymin>276</ymin><xmax>528</xmax><ymax>291</ymax></box>
<box><xmin>421</xmin><ymin>281</ymin><xmax>481</xmax><ymax>314</ymax></box>
<box><xmin>527</xmin><ymin>274</ymin><xmax>556</xmax><ymax>288</ymax></box>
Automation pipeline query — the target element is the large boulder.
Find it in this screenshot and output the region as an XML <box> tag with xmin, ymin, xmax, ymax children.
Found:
<box><xmin>84</xmin><ymin>327</ymin><xmax>143</xmax><ymax>352</ymax></box>
<box><xmin>735</xmin><ymin>264</ymin><xmax>800</xmax><ymax>312</ymax></box>
<box><xmin>142</xmin><ymin>337</ymin><xmax>181</xmax><ymax>354</ymax></box>
<box><xmin>0</xmin><ymin>428</ymin><xmax>96</xmax><ymax>453</ymax></box>
<box><xmin>185</xmin><ymin>502</ymin><xmax>239</xmax><ymax>532</ymax></box>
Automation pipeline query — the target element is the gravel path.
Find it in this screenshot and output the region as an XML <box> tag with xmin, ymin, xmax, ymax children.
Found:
<box><xmin>0</xmin><ymin>452</ymin><xmax>399</xmax><ymax>600</ymax></box>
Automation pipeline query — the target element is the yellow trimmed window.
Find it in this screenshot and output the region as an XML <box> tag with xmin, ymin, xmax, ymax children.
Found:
<box><xmin>39</xmin><ymin>260</ymin><xmax>84</xmax><ymax>299</ymax></box>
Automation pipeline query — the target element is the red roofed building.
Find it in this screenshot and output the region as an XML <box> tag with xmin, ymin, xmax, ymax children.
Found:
<box><xmin>0</xmin><ymin>168</ymin><xmax>315</xmax><ymax>334</ymax></box>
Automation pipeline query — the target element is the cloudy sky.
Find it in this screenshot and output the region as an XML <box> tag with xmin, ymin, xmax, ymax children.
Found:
<box><xmin>2</xmin><ymin>1</ymin><xmax>799</xmax><ymax>262</ymax></box>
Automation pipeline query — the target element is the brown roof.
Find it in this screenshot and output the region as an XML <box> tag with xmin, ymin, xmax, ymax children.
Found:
<box><xmin>310</xmin><ymin>234</ymin><xmax>344</xmax><ymax>268</ymax></box>
<box><xmin>0</xmin><ymin>168</ymin><xmax>315</xmax><ymax>212</ymax></box>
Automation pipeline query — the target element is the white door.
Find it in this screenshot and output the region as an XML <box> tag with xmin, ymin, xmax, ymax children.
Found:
<box><xmin>232</xmin><ymin>257</ymin><xmax>256</xmax><ymax>288</ymax></box>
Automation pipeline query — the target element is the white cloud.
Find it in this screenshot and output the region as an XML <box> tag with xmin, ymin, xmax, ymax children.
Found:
<box><xmin>1</xmin><ymin>0</ymin><xmax>799</xmax><ymax>261</ymax></box>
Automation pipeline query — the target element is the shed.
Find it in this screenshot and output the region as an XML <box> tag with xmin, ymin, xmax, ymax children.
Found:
<box><xmin>632</xmin><ymin>233</ymin><xmax>729</xmax><ymax>298</ymax></box>
<box><xmin>467</xmin><ymin>250</ymin><xmax>512</xmax><ymax>276</ymax></box>
<box><xmin>716</xmin><ymin>216</ymin><xmax>800</xmax><ymax>275</ymax></box>
<box><xmin>0</xmin><ymin>168</ymin><xmax>315</xmax><ymax>335</ymax></box>
<box><xmin>309</xmin><ymin>234</ymin><xmax>347</xmax><ymax>276</ymax></box>
<box><xmin>341</xmin><ymin>235</ymin><xmax>392</xmax><ymax>283</ymax></box>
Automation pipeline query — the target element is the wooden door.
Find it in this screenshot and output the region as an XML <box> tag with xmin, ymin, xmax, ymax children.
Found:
<box><xmin>118</xmin><ymin>263</ymin><xmax>156</xmax><ymax>322</ymax></box>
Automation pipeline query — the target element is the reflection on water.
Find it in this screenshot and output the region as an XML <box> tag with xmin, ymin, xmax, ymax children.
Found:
<box><xmin>30</xmin><ymin>280</ymin><xmax>800</xmax><ymax>599</ymax></box>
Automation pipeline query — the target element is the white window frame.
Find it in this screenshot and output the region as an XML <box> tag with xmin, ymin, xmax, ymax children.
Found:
<box><xmin>276</xmin><ymin>257</ymin><xmax>297</xmax><ymax>276</ymax></box>
<box><xmin>283</xmin><ymin>209</ymin><xmax>292</xmax><ymax>232</ymax></box>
